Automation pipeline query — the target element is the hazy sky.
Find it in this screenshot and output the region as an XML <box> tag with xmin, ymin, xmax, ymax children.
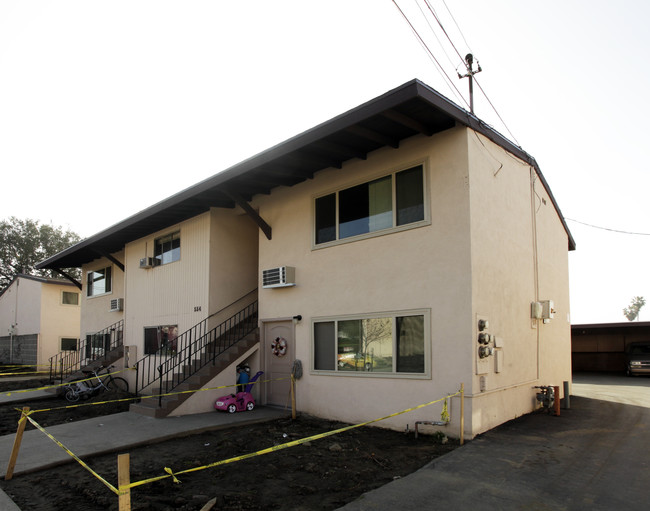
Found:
<box><xmin>1</xmin><ymin>1</ymin><xmax>649</xmax><ymax>324</ymax></box>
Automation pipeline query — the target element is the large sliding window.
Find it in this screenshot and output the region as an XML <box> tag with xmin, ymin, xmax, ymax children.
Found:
<box><xmin>315</xmin><ymin>164</ymin><xmax>425</xmax><ymax>246</ymax></box>
<box><xmin>313</xmin><ymin>310</ymin><xmax>428</xmax><ymax>375</ymax></box>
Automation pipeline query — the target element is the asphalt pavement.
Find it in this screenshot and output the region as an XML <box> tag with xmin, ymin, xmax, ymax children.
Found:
<box><xmin>0</xmin><ymin>373</ymin><xmax>649</xmax><ymax>510</ymax></box>
<box><xmin>339</xmin><ymin>373</ymin><xmax>650</xmax><ymax>511</ymax></box>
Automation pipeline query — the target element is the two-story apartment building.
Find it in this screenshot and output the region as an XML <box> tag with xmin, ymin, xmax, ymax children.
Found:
<box><xmin>0</xmin><ymin>274</ymin><xmax>81</xmax><ymax>366</ymax></box>
<box><xmin>37</xmin><ymin>79</ymin><xmax>574</xmax><ymax>438</ymax></box>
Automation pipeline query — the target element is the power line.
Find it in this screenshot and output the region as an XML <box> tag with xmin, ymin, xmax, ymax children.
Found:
<box><xmin>391</xmin><ymin>0</ymin><xmax>469</xmax><ymax>108</ymax></box>
<box><xmin>565</xmin><ymin>218</ymin><xmax>650</xmax><ymax>236</ymax></box>
<box><xmin>413</xmin><ymin>0</ymin><xmax>457</xmax><ymax>71</ymax></box>
<box><xmin>423</xmin><ymin>0</ymin><xmax>466</xmax><ymax>65</ymax></box>
<box><xmin>442</xmin><ymin>0</ymin><xmax>473</xmax><ymax>54</ymax></box>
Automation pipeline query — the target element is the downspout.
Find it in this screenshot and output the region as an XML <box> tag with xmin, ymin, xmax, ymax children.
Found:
<box><xmin>530</xmin><ymin>167</ymin><xmax>541</xmax><ymax>379</ymax></box>
<box><xmin>10</xmin><ymin>278</ymin><xmax>20</xmax><ymax>364</ymax></box>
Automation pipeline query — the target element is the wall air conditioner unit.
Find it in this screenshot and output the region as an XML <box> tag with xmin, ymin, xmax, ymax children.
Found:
<box><xmin>110</xmin><ymin>298</ymin><xmax>124</xmax><ymax>312</ymax></box>
<box><xmin>262</xmin><ymin>266</ymin><xmax>296</xmax><ymax>288</ymax></box>
<box><xmin>140</xmin><ymin>257</ymin><xmax>153</xmax><ymax>269</ymax></box>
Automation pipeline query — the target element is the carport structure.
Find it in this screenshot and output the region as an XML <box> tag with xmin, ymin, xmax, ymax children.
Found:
<box><xmin>571</xmin><ymin>321</ymin><xmax>650</xmax><ymax>372</ymax></box>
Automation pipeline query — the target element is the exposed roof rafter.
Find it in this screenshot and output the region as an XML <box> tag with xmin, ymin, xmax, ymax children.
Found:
<box><xmin>35</xmin><ymin>78</ymin><xmax>575</xmax><ymax>271</ymax></box>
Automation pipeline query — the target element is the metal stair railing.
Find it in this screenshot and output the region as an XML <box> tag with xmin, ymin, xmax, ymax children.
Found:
<box><xmin>49</xmin><ymin>319</ymin><xmax>124</xmax><ymax>383</ymax></box>
<box><xmin>134</xmin><ymin>300</ymin><xmax>258</xmax><ymax>404</ymax></box>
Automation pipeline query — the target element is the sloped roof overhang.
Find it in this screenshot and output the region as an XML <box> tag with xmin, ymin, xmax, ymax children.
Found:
<box><xmin>37</xmin><ymin>79</ymin><xmax>575</xmax><ymax>271</ymax></box>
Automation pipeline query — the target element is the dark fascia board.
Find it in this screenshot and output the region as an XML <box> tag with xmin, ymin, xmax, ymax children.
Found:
<box><xmin>0</xmin><ymin>273</ymin><xmax>76</xmax><ymax>299</ymax></box>
<box><xmin>37</xmin><ymin>78</ymin><xmax>574</xmax><ymax>270</ymax></box>
<box><xmin>572</xmin><ymin>321</ymin><xmax>650</xmax><ymax>332</ymax></box>
<box><xmin>412</xmin><ymin>81</ymin><xmax>576</xmax><ymax>251</ymax></box>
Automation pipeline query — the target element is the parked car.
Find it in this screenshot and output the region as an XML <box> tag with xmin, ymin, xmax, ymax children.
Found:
<box><xmin>625</xmin><ymin>341</ymin><xmax>650</xmax><ymax>376</ymax></box>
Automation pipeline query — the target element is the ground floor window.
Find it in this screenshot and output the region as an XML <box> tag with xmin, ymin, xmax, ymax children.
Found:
<box><xmin>313</xmin><ymin>310</ymin><xmax>428</xmax><ymax>375</ymax></box>
<box><xmin>144</xmin><ymin>325</ymin><xmax>179</xmax><ymax>355</ymax></box>
<box><xmin>60</xmin><ymin>338</ymin><xmax>77</xmax><ymax>351</ymax></box>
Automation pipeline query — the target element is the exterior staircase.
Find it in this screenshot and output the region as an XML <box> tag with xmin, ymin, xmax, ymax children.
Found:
<box><xmin>130</xmin><ymin>300</ymin><xmax>259</xmax><ymax>418</ymax></box>
<box><xmin>129</xmin><ymin>331</ymin><xmax>258</xmax><ymax>418</ymax></box>
<box><xmin>48</xmin><ymin>319</ymin><xmax>125</xmax><ymax>393</ymax></box>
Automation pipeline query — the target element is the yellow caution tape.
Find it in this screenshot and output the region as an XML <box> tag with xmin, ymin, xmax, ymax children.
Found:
<box><xmin>22</xmin><ymin>387</ymin><xmax>461</xmax><ymax>496</ymax></box>
<box><xmin>127</xmin><ymin>389</ymin><xmax>462</xmax><ymax>489</ymax></box>
<box><xmin>2</xmin><ymin>367</ymin><xmax>135</xmax><ymax>397</ymax></box>
<box><xmin>0</xmin><ymin>371</ymin><xmax>51</xmax><ymax>376</ymax></box>
<box><xmin>25</xmin><ymin>415</ymin><xmax>119</xmax><ymax>495</ymax></box>
<box><xmin>21</xmin><ymin>376</ymin><xmax>287</xmax><ymax>415</ymax></box>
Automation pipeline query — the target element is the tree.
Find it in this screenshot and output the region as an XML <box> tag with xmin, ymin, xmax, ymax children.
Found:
<box><xmin>623</xmin><ymin>296</ymin><xmax>646</xmax><ymax>322</ymax></box>
<box><xmin>0</xmin><ymin>217</ymin><xmax>82</xmax><ymax>290</ymax></box>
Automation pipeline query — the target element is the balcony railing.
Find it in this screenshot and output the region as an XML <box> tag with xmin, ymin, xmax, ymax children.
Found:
<box><xmin>134</xmin><ymin>301</ymin><xmax>258</xmax><ymax>405</ymax></box>
<box><xmin>49</xmin><ymin>319</ymin><xmax>124</xmax><ymax>383</ymax></box>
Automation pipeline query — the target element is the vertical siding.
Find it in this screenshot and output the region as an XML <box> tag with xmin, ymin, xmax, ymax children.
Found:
<box><xmin>124</xmin><ymin>212</ymin><xmax>211</xmax><ymax>357</ymax></box>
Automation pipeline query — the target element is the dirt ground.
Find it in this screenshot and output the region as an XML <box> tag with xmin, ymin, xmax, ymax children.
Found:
<box><xmin>0</xmin><ymin>373</ymin><xmax>458</xmax><ymax>511</ymax></box>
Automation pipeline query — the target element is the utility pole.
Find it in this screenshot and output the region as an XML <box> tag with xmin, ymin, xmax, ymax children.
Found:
<box><xmin>458</xmin><ymin>53</ymin><xmax>481</xmax><ymax>114</ymax></box>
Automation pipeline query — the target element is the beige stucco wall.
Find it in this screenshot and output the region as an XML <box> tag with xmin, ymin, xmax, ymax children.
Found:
<box><xmin>0</xmin><ymin>277</ymin><xmax>80</xmax><ymax>366</ymax></box>
<box><xmin>251</xmin><ymin>126</ymin><xmax>571</xmax><ymax>438</ymax></box>
<box><xmin>466</xmin><ymin>131</ymin><xmax>571</xmax><ymax>434</ymax></box>
<box><xmin>39</xmin><ymin>282</ymin><xmax>81</xmax><ymax>366</ymax></box>
<box><xmin>208</xmin><ymin>207</ymin><xmax>259</xmax><ymax>317</ymax></box>
<box><xmin>253</xmin><ymin>127</ymin><xmax>475</xmax><ymax>433</ymax></box>
<box><xmin>80</xmin><ymin>251</ymin><xmax>126</xmax><ymax>337</ymax></box>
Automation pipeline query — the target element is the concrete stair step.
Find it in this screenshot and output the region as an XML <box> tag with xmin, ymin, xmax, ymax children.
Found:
<box><xmin>130</xmin><ymin>332</ymin><xmax>258</xmax><ymax>418</ymax></box>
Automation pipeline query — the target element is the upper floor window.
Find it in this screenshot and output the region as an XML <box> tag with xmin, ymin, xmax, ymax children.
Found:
<box><xmin>62</xmin><ymin>291</ymin><xmax>80</xmax><ymax>305</ymax></box>
<box><xmin>154</xmin><ymin>231</ymin><xmax>181</xmax><ymax>265</ymax></box>
<box><xmin>314</xmin><ymin>164</ymin><xmax>425</xmax><ymax>246</ymax></box>
<box><xmin>87</xmin><ymin>267</ymin><xmax>112</xmax><ymax>297</ymax></box>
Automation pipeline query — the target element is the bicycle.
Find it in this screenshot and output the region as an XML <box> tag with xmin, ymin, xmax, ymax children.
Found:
<box><xmin>64</xmin><ymin>365</ymin><xmax>129</xmax><ymax>403</ymax></box>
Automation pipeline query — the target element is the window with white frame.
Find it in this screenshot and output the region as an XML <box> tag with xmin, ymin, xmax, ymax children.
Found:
<box><xmin>313</xmin><ymin>310</ymin><xmax>428</xmax><ymax>375</ymax></box>
<box><xmin>86</xmin><ymin>267</ymin><xmax>112</xmax><ymax>297</ymax></box>
<box><xmin>314</xmin><ymin>164</ymin><xmax>426</xmax><ymax>246</ymax></box>
<box><xmin>154</xmin><ymin>231</ymin><xmax>181</xmax><ymax>266</ymax></box>
<box><xmin>62</xmin><ymin>291</ymin><xmax>80</xmax><ymax>305</ymax></box>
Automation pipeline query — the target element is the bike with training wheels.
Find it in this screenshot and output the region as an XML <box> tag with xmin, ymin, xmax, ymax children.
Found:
<box><xmin>64</xmin><ymin>365</ymin><xmax>129</xmax><ymax>403</ymax></box>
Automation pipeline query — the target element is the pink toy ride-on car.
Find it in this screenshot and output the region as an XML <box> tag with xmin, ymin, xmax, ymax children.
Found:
<box><xmin>214</xmin><ymin>371</ymin><xmax>263</xmax><ymax>413</ymax></box>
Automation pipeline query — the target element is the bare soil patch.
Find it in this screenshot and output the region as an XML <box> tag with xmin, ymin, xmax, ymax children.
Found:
<box><xmin>0</xmin><ymin>373</ymin><xmax>458</xmax><ymax>510</ymax></box>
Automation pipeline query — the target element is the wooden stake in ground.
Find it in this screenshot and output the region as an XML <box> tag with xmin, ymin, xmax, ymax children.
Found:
<box><xmin>5</xmin><ymin>406</ymin><xmax>30</xmax><ymax>481</ymax></box>
<box><xmin>460</xmin><ymin>383</ymin><xmax>465</xmax><ymax>446</ymax></box>
<box><xmin>118</xmin><ymin>453</ymin><xmax>131</xmax><ymax>511</ymax></box>
<box><xmin>290</xmin><ymin>374</ymin><xmax>296</xmax><ymax>420</ymax></box>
